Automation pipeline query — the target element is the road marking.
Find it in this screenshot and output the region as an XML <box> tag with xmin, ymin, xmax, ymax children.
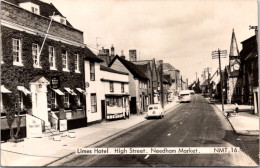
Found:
<box><xmin>144</xmin><ymin>155</ymin><xmax>150</xmax><ymax>159</ymax></box>
<box><xmin>167</xmin><ymin>133</ymin><xmax>171</xmax><ymax>136</ymax></box>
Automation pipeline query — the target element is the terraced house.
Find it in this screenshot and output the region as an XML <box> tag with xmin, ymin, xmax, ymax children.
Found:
<box><xmin>1</xmin><ymin>0</ymin><xmax>102</xmax><ymax>141</ymax></box>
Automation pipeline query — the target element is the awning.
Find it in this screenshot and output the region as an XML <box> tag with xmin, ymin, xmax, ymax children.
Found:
<box><xmin>53</xmin><ymin>89</ymin><xmax>65</xmax><ymax>96</ymax></box>
<box><xmin>64</xmin><ymin>87</ymin><xmax>77</xmax><ymax>95</ymax></box>
<box><xmin>17</xmin><ymin>86</ymin><xmax>31</xmax><ymax>95</ymax></box>
<box><xmin>105</xmin><ymin>94</ymin><xmax>130</xmax><ymax>97</ymax></box>
<box><xmin>76</xmin><ymin>88</ymin><xmax>86</xmax><ymax>95</ymax></box>
<box><xmin>1</xmin><ymin>85</ymin><xmax>12</xmax><ymax>93</ymax></box>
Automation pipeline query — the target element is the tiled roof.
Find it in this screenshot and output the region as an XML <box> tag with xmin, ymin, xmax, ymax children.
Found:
<box><xmin>108</xmin><ymin>56</ymin><xmax>149</xmax><ymax>81</ymax></box>
<box><xmin>84</xmin><ymin>47</ymin><xmax>103</xmax><ymax>62</ymax></box>
<box><xmin>100</xmin><ymin>65</ymin><xmax>129</xmax><ymax>75</ymax></box>
<box><xmin>5</xmin><ymin>0</ymin><xmax>73</xmax><ymax>27</ymax></box>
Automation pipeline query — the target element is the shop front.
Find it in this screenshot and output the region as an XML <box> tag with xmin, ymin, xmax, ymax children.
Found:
<box><xmin>105</xmin><ymin>94</ymin><xmax>130</xmax><ymax>120</ymax></box>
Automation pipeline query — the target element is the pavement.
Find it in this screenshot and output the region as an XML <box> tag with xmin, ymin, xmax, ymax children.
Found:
<box><xmin>1</xmin><ymin>98</ymin><xmax>180</xmax><ymax>167</ymax></box>
<box><xmin>212</xmin><ymin>100</ymin><xmax>259</xmax><ymax>136</ymax></box>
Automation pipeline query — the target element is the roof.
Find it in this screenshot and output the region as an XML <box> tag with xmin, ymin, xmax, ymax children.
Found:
<box><xmin>135</xmin><ymin>64</ymin><xmax>149</xmax><ymax>74</ymax></box>
<box><xmin>229</xmin><ymin>29</ymin><xmax>240</xmax><ymax>57</ymax></box>
<box><xmin>100</xmin><ymin>65</ymin><xmax>128</xmax><ymax>75</ymax></box>
<box><xmin>240</xmin><ymin>35</ymin><xmax>257</xmax><ymax>61</ymax></box>
<box><xmin>108</xmin><ymin>56</ymin><xmax>149</xmax><ymax>81</ymax></box>
<box><xmin>5</xmin><ymin>0</ymin><xmax>73</xmax><ymax>27</ymax></box>
<box><xmin>84</xmin><ymin>47</ymin><xmax>103</xmax><ymax>62</ymax></box>
<box><xmin>163</xmin><ymin>63</ymin><xmax>176</xmax><ymax>71</ymax></box>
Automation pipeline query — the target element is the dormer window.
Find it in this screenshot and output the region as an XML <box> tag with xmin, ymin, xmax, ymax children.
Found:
<box><xmin>50</xmin><ymin>15</ymin><xmax>67</xmax><ymax>25</ymax></box>
<box><xmin>19</xmin><ymin>2</ymin><xmax>40</xmax><ymax>15</ymax></box>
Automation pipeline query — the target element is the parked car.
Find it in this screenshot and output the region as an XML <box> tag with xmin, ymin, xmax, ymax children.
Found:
<box><xmin>146</xmin><ymin>104</ymin><xmax>164</xmax><ymax>119</ymax></box>
<box><xmin>189</xmin><ymin>90</ymin><xmax>195</xmax><ymax>95</ymax></box>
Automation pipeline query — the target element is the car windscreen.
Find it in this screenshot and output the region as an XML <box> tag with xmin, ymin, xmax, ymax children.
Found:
<box><xmin>180</xmin><ymin>94</ymin><xmax>190</xmax><ymax>96</ymax></box>
<box><xmin>154</xmin><ymin>106</ymin><xmax>159</xmax><ymax>109</ymax></box>
<box><xmin>149</xmin><ymin>107</ymin><xmax>153</xmax><ymax>110</ymax></box>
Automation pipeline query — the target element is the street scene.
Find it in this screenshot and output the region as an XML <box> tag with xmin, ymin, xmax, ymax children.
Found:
<box><xmin>0</xmin><ymin>0</ymin><xmax>259</xmax><ymax>167</ymax></box>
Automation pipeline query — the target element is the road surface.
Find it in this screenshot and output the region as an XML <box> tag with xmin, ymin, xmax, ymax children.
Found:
<box><xmin>59</xmin><ymin>94</ymin><xmax>258</xmax><ymax>167</ymax></box>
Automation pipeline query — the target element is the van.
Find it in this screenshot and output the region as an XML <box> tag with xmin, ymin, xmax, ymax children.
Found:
<box><xmin>179</xmin><ymin>90</ymin><xmax>191</xmax><ymax>102</ymax></box>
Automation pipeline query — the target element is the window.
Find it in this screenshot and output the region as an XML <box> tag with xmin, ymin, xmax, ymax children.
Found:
<box><xmin>75</xmin><ymin>54</ymin><xmax>80</xmax><ymax>72</ymax></box>
<box><xmin>76</xmin><ymin>95</ymin><xmax>81</xmax><ymax>107</ymax></box>
<box><xmin>13</xmin><ymin>38</ymin><xmax>22</xmax><ymax>65</ymax></box>
<box><xmin>64</xmin><ymin>93</ymin><xmax>70</xmax><ymax>108</ymax></box>
<box><xmin>110</xmin><ymin>82</ymin><xmax>114</xmax><ymax>92</ymax></box>
<box><xmin>32</xmin><ymin>43</ymin><xmax>40</xmax><ymax>68</ymax></box>
<box><xmin>49</xmin><ymin>46</ymin><xmax>56</xmax><ymax>70</ymax></box>
<box><xmin>62</xmin><ymin>50</ymin><xmax>68</xmax><ymax>71</ymax></box>
<box><xmin>91</xmin><ymin>94</ymin><xmax>97</xmax><ymax>112</ymax></box>
<box><xmin>90</xmin><ymin>62</ymin><xmax>95</xmax><ymax>81</ymax></box>
<box><xmin>121</xmin><ymin>83</ymin><xmax>124</xmax><ymax>93</ymax></box>
<box><xmin>51</xmin><ymin>90</ymin><xmax>57</xmax><ymax>109</ymax></box>
<box><xmin>16</xmin><ymin>91</ymin><xmax>24</xmax><ymax>110</ymax></box>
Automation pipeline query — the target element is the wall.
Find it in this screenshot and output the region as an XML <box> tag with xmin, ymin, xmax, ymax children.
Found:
<box><xmin>84</xmin><ymin>60</ymin><xmax>102</xmax><ymax>123</ymax></box>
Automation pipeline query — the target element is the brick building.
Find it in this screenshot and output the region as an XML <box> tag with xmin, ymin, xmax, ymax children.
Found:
<box><xmin>1</xmin><ymin>0</ymin><xmax>102</xmax><ymax>141</ymax></box>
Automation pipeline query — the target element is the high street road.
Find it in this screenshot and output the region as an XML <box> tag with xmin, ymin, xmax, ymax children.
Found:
<box><xmin>58</xmin><ymin>94</ymin><xmax>258</xmax><ymax>167</ymax></box>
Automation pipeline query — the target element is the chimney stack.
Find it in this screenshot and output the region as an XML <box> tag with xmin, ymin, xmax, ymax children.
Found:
<box><xmin>129</xmin><ymin>49</ymin><xmax>137</xmax><ymax>61</ymax></box>
<box><xmin>111</xmin><ymin>45</ymin><xmax>114</xmax><ymax>56</ymax></box>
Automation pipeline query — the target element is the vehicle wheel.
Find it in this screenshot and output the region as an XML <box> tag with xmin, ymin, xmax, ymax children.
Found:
<box><xmin>160</xmin><ymin>114</ymin><xmax>163</xmax><ymax>119</ymax></box>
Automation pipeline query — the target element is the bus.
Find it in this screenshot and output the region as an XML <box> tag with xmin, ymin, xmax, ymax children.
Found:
<box><xmin>179</xmin><ymin>90</ymin><xmax>191</xmax><ymax>102</ymax></box>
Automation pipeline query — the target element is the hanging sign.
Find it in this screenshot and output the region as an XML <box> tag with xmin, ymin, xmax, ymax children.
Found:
<box><xmin>26</xmin><ymin>114</ymin><xmax>42</xmax><ymax>138</ymax></box>
<box><xmin>51</xmin><ymin>76</ymin><xmax>60</xmax><ymax>89</ymax></box>
<box><xmin>85</xmin><ymin>82</ymin><xmax>90</xmax><ymax>88</ymax></box>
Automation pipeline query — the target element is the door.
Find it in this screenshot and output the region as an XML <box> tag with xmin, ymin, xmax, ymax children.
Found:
<box><xmin>101</xmin><ymin>100</ymin><xmax>106</xmax><ymax>119</ymax></box>
<box><xmin>130</xmin><ymin>97</ymin><xmax>136</xmax><ymax>114</ymax></box>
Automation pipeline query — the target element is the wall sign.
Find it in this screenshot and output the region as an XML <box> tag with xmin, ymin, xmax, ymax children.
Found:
<box><xmin>51</xmin><ymin>76</ymin><xmax>60</xmax><ymax>89</ymax></box>
<box><xmin>26</xmin><ymin>114</ymin><xmax>42</xmax><ymax>138</ymax></box>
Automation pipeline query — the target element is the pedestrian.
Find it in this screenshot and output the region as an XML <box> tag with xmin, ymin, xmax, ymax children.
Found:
<box><xmin>234</xmin><ymin>103</ymin><xmax>239</xmax><ymax>116</ymax></box>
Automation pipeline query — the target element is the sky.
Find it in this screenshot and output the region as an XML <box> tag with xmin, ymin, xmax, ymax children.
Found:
<box><xmin>42</xmin><ymin>0</ymin><xmax>258</xmax><ymax>84</ymax></box>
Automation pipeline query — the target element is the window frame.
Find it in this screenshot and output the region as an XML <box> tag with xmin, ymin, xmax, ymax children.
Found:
<box><xmin>110</xmin><ymin>82</ymin><xmax>114</xmax><ymax>92</ymax></box>
<box><xmin>121</xmin><ymin>83</ymin><xmax>124</xmax><ymax>93</ymax></box>
<box><xmin>91</xmin><ymin>93</ymin><xmax>97</xmax><ymax>113</ymax></box>
<box><xmin>64</xmin><ymin>92</ymin><xmax>70</xmax><ymax>108</ymax></box>
<box><xmin>51</xmin><ymin>90</ymin><xmax>57</xmax><ymax>110</ymax></box>
<box><xmin>90</xmin><ymin>62</ymin><xmax>95</xmax><ymax>81</ymax></box>
<box><xmin>49</xmin><ymin>46</ymin><xmax>56</xmax><ymax>70</ymax></box>
<box><xmin>32</xmin><ymin>43</ymin><xmax>41</xmax><ymax>68</ymax></box>
<box><xmin>62</xmin><ymin>50</ymin><xmax>69</xmax><ymax>71</ymax></box>
<box><xmin>75</xmin><ymin>54</ymin><xmax>80</xmax><ymax>73</ymax></box>
<box><xmin>12</xmin><ymin>38</ymin><xmax>23</xmax><ymax>66</ymax></box>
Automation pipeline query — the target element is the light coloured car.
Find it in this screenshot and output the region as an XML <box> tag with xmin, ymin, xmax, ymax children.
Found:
<box><xmin>147</xmin><ymin>104</ymin><xmax>164</xmax><ymax>119</ymax></box>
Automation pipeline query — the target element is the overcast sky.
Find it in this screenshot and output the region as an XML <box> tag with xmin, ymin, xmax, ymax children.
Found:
<box><xmin>42</xmin><ymin>0</ymin><xmax>258</xmax><ymax>83</ymax></box>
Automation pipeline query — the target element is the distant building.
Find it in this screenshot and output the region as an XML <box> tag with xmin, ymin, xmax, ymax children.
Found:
<box><xmin>163</xmin><ymin>63</ymin><xmax>180</xmax><ymax>95</ymax></box>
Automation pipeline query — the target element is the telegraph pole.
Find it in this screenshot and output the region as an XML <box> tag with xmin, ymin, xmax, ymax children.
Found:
<box><xmin>212</xmin><ymin>49</ymin><xmax>227</xmax><ymax>111</ymax></box>
<box><xmin>159</xmin><ymin>60</ymin><xmax>164</xmax><ymax>108</ymax></box>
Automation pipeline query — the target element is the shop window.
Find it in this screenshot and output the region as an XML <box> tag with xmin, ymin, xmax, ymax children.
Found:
<box><xmin>49</xmin><ymin>46</ymin><xmax>56</xmax><ymax>70</ymax></box>
<box><xmin>121</xmin><ymin>83</ymin><xmax>124</xmax><ymax>93</ymax></box>
<box><xmin>62</xmin><ymin>50</ymin><xmax>68</xmax><ymax>71</ymax></box>
<box><xmin>32</xmin><ymin>43</ymin><xmax>40</xmax><ymax>68</ymax></box>
<box><xmin>110</xmin><ymin>82</ymin><xmax>114</xmax><ymax>92</ymax></box>
<box><xmin>15</xmin><ymin>91</ymin><xmax>24</xmax><ymax>110</ymax></box>
<box><xmin>75</xmin><ymin>54</ymin><xmax>80</xmax><ymax>73</ymax></box>
<box><xmin>13</xmin><ymin>38</ymin><xmax>23</xmax><ymax>66</ymax></box>
<box><xmin>91</xmin><ymin>94</ymin><xmax>97</xmax><ymax>112</ymax></box>
<box><xmin>64</xmin><ymin>92</ymin><xmax>70</xmax><ymax>108</ymax></box>
<box><xmin>51</xmin><ymin>90</ymin><xmax>57</xmax><ymax>109</ymax></box>
<box><xmin>76</xmin><ymin>95</ymin><xmax>81</xmax><ymax>107</ymax></box>
<box><xmin>90</xmin><ymin>62</ymin><xmax>95</xmax><ymax>81</ymax></box>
